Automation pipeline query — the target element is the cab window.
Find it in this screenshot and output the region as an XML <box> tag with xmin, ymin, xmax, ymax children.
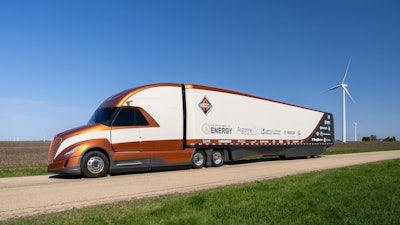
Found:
<box><xmin>112</xmin><ymin>108</ymin><xmax>149</xmax><ymax>126</ymax></box>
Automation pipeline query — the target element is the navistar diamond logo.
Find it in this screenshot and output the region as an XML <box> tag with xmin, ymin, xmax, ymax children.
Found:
<box><xmin>198</xmin><ymin>96</ymin><xmax>212</xmax><ymax>115</ymax></box>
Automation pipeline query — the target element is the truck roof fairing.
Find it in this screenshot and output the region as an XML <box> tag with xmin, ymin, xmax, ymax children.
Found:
<box><xmin>98</xmin><ymin>83</ymin><xmax>181</xmax><ymax>108</ymax></box>
<box><xmin>98</xmin><ymin>83</ymin><xmax>323</xmax><ymax>113</ymax></box>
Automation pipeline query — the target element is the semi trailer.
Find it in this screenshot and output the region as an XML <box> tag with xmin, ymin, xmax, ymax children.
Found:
<box><xmin>48</xmin><ymin>83</ymin><xmax>334</xmax><ymax>177</ymax></box>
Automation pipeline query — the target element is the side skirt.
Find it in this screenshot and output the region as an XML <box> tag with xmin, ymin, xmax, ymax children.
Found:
<box><xmin>229</xmin><ymin>145</ymin><xmax>328</xmax><ymax>160</ymax></box>
<box><xmin>109</xmin><ymin>157</ymin><xmax>192</xmax><ymax>175</ymax></box>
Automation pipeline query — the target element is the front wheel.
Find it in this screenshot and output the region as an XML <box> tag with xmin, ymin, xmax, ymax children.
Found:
<box><xmin>81</xmin><ymin>151</ymin><xmax>109</xmax><ymax>178</ymax></box>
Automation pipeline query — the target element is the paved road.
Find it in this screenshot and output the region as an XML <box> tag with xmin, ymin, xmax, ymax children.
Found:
<box><xmin>1</xmin><ymin>150</ymin><xmax>400</xmax><ymax>221</ymax></box>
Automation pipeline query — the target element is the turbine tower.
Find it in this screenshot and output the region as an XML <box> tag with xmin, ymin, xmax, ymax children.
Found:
<box><xmin>354</xmin><ymin>122</ymin><xmax>358</xmax><ymax>141</ymax></box>
<box><xmin>325</xmin><ymin>58</ymin><xmax>355</xmax><ymax>143</ymax></box>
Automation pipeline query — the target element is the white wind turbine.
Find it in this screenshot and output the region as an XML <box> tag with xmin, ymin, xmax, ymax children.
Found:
<box><xmin>354</xmin><ymin>122</ymin><xmax>358</xmax><ymax>141</ymax></box>
<box><xmin>325</xmin><ymin>58</ymin><xmax>355</xmax><ymax>143</ymax></box>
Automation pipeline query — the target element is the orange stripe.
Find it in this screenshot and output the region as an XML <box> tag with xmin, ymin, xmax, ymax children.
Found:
<box><xmin>112</xmin><ymin>140</ymin><xmax>183</xmax><ymax>152</ymax></box>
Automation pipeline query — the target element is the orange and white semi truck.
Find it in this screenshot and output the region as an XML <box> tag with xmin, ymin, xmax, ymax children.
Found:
<box><xmin>48</xmin><ymin>83</ymin><xmax>334</xmax><ymax>177</ymax></box>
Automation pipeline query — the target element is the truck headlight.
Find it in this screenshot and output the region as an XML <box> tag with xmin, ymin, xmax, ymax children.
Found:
<box><xmin>64</xmin><ymin>145</ymin><xmax>80</xmax><ymax>157</ymax></box>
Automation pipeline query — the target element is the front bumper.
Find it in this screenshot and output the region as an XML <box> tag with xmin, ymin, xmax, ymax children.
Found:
<box><xmin>48</xmin><ymin>156</ymin><xmax>81</xmax><ymax>175</ymax></box>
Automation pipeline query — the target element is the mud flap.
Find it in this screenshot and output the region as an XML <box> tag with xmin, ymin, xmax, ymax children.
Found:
<box><xmin>205</xmin><ymin>149</ymin><xmax>213</xmax><ymax>167</ymax></box>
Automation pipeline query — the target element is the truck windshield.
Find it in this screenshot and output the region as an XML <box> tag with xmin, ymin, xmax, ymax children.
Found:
<box><xmin>87</xmin><ymin>108</ymin><xmax>118</xmax><ymax>126</ymax></box>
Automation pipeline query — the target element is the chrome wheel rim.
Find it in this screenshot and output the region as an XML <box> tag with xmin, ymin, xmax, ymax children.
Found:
<box><xmin>87</xmin><ymin>156</ymin><xmax>105</xmax><ymax>174</ymax></box>
<box><xmin>193</xmin><ymin>152</ymin><xmax>204</xmax><ymax>167</ymax></box>
<box><xmin>213</xmin><ymin>152</ymin><xmax>223</xmax><ymax>165</ymax></box>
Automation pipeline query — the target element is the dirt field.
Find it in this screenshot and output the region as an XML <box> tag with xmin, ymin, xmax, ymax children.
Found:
<box><xmin>0</xmin><ymin>141</ymin><xmax>50</xmax><ymax>168</ymax></box>
<box><xmin>1</xmin><ymin>141</ymin><xmax>400</xmax><ymax>168</ymax></box>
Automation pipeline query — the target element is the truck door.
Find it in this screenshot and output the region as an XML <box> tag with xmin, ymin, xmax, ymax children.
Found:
<box><xmin>110</xmin><ymin>107</ymin><xmax>153</xmax><ymax>166</ymax></box>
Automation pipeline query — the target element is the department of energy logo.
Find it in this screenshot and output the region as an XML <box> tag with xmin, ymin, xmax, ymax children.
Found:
<box><xmin>198</xmin><ymin>96</ymin><xmax>213</xmax><ymax>115</ymax></box>
<box><xmin>202</xmin><ymin>123</ymin><xmax>210</xmax><ymax>134</ymax></box>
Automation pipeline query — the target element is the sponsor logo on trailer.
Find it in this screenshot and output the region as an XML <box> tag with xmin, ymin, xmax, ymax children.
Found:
<box><xmin>198</xmin><ymin>96</ymin><xmax>213</xmax><ymax>115</ymax></box>
<box><xmin>202</xmin><ymin>123</ymin><xmax>210</xmax><ymax>134</ymax></box>
<box><xmin>202</xmin><ymin>123</ymin><xmax>232</xmax><ymax>135</ymax></box>
<box><xmin>261</xmin><ymin>129</ymin><xmax>281</xmax><ymax>135</ymax></box>
<box><xmin>211</xmin><ymin>126</ymin><xmax>232</xmax><ymax>135</ymax></box>
<box><xmin>237</xmin><ymin>127</ymin><xmax>257</xmax><ymax>135</ymax></box>
<box><xmin>284</xmin><ymin>130</ymin><xmax>296</xmax><ymax>137</ymax></box>
<box><xmin>312</xmin><ymin>137</ymin><xmax>324</xmax><ymax>142</ymax></box>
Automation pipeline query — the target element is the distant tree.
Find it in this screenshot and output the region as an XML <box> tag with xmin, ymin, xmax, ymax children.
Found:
<box><xmin>362</xmin><ymin>135</ymin><xmax>378</xmax><ymax>142</ymax></box>
<box><xmin>383</xmin><ymin>136</ymin><xmax>396</xmax><ymax>142</ymax></box>
<box><xmin>370</xmin><ymin>135</ymin><xmax>377</xmax><ymax>142</ymax></box>
<box><xmin>362</xmin><ymin>136</ymin><xmax>370</xmax><ymax>142</ymax></box>
<box><xmin>383</xmin><ymin>137</ymin><xmax>390</xmax><ymax>141</ymax></box>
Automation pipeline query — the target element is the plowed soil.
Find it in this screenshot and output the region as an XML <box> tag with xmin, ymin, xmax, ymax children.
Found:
<box><xmin>0</xmin><ymin>141</ymin><xmax>50</xmax><ymax>168</ymax></box>
<box><xmin>1</xmin><ymin>141</ymin><xmax>400</xmax><ymax>168</ymax></box>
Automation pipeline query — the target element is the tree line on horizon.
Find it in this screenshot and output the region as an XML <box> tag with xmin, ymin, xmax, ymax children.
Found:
<box><xmin>362</xmin><ymin>135</ymin><xmax>397</xmax><ymax>142</ymax></box>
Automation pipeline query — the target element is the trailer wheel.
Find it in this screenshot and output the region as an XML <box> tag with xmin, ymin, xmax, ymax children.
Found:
<box><xmin>192</xmin><ymin>151</ymin><xmax>206</xmax><ymax>169</ymax></box>
<box><xmin>81</xmin><ymin>151</ymin><xmax>109</xmax><ymax>178</ymax></box>
<box><xmin>211</xmin><ymin>150</ymin><xmax>224</xmax><ymax>167</ymax></box>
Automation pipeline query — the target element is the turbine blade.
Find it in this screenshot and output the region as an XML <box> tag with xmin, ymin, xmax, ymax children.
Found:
<box><xmin>343</xmin><ymin>86</ymin><xmax>355</xmax><ymax>103</ymax></box>
<box><xmin>341</xmin><ymin>57</ymin><xmax>352</xmax><ymax>84</ymax></box>
<box><xmin>323</xmin><ymin>84</ymin><xmax>341</xmax><ymax>93</ymax></box>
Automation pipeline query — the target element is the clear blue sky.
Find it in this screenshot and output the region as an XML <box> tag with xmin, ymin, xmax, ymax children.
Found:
<box><xmin>0</xmin><ymin>0</ymin><xmax>399</xmax><ymax>141</ymax></box>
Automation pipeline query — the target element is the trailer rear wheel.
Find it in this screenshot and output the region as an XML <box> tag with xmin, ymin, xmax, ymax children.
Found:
<box><xmin>81</xmin><ymin>151</ymin><xmax>109</xmax><ymax>178</ymax></box>
<box><xmin>211</xmin><ymin>150</ymin><xmax>224</xmax><ymax>167</ymax></box>
<box><xmin>192</xmin><ymin>151</ymin><xmax>206</xmax><ymax>169</ymax></box>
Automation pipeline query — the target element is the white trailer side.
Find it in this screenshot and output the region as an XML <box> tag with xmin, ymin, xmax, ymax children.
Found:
<box><xmin>184</xmin><ymin>84</ymin><xmax>334</xmax><ymax>159</ymax></box>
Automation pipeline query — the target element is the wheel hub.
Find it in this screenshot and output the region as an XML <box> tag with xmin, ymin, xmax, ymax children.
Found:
<box><xmin>194</xmin><ymin>153</ymin><xmax>204</xmax><ymax>166</ymax></box>
<box><xmin>213</xmin><ymin>152</ymin><xmax>223</xmax><ymax>164</ymax></box>
<box><xmin>87</xmin><ymin>156</ymin><xmax>105</xmax><ymax>174</ymax></box>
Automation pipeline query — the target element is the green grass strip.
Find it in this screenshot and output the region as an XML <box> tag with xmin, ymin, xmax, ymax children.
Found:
<box><xmin>0</xmin><ymin>166</ymin><xmax>50</xmax><ymax>178</ymax></box>
<box><xmin>4</xmin><ymin>159</ymin><xmax>400</xmax><ymax>225</ymax></box>
<box><xmin>323</xmin><ymin>147</ymin><xmax>399</xmax><ymax>155</ymax></box>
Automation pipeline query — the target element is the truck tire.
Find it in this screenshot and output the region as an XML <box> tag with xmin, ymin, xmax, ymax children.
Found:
<box><xmin>81</xmin><ymin>151</ymin><xmax>109</xmax><ymax>178</ymax></box>
<box><xmin>192</xmin><ymin>151</ymin><xmax>206</xmax><ymax>169</ymax></box>
<box><xmin>211</xmin><ymin>150</ymin><xmax>224</xmax><ymax>167</ymax></box>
